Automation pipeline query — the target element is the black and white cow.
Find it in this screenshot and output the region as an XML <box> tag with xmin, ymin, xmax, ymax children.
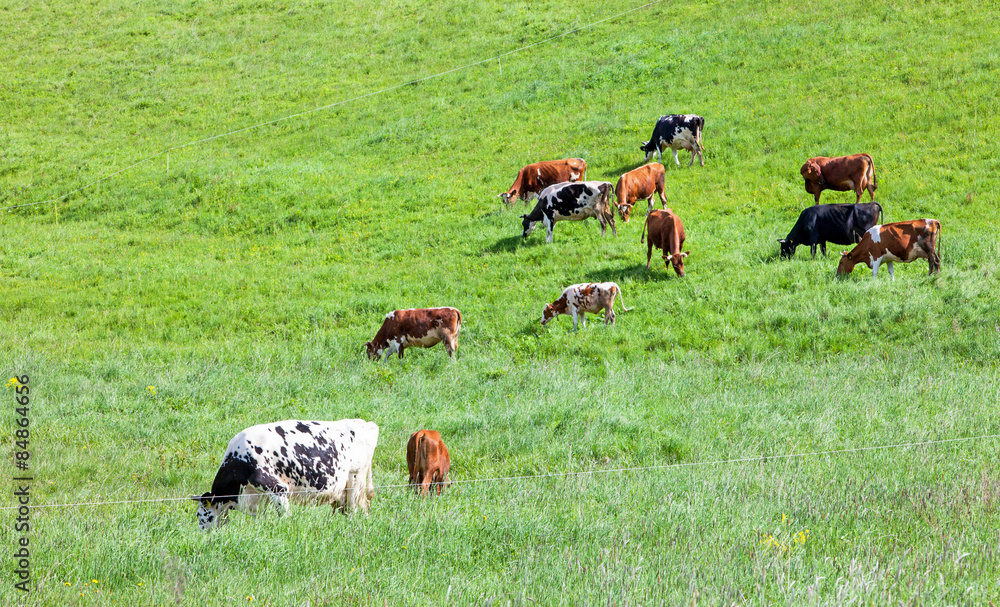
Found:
<box><xmin>778</xmin><ymin>202</ymin><xmax>884</xmax><ymax>258</ymax></box>
<box><xmin>191</xmin><ymin>419</ymin><xmax>379</xmax><ymax>530</ymax></box>
<box><xmin>640</xmin><ymin>114</ymin><xmax>705</xmax><ymax>167</ymax></box>
<box><xmin>521</xmin><ymin>181</ymin><xmax>616</xmax><ymax>243</ymax></box>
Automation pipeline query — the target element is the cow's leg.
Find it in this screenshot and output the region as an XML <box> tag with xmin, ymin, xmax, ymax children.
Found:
<box><xmin>656</xmin><ymin>188</ymin><xmax>667</xmax><ymax>210</ymax></box>
<box><xmin>687</xmin><ymin>147</ymin><xmax>696</xmax><ymax>168</ymax></box>
<box><xmin>398</xmin><ymin>346</ymin><xmax>404</xmax><ymax>359</ymax></box>
<box><xmin>820</xmin><ymin>242</ymin><xmax>827</xmax><ymax>257</ymax></box>
<box><xmin>544</xmin><ymin>217</ymin><xmax>554</xmax><ymax>244</ymax></box>
<box><xmin>887</xmin><ymin>261</ymin><xmax>895</xmax><ymax>280</ymax></box>
<box><xmin>871</xmin><ymin>260</ymin><xmax>881</xmax><ymax>278</ymax></box>
<box><xmin>647</xmin><ymin>241</ymin><xmax>653</xmax><ymax>269</ymax></box>
<box><xmin>672</xmin><ymin>148</ymin><xmax>681</xmax><ymax>167</ymax></box>
<box><xmin>605</xmin><ymin>306</ymin><xmax>614</xmax><ymax>326</ymax></box>
<box><xmin>249</xmin><ymin>469</ymin><xmax>291</xmax><ymax>516</ymax></box>
<box><xmin>571</xmin><ymin>309</ymin><xmax>579</xmax><ymax>330</ymax></box>
<box><xmin>810</xmin><ymin>243</ymin><xmax>818</xmax><ymax>258</ymax></box>
<box><xmin>697</xmin><ymin>143</ymin><xmax>704</xmax><ymax>167</ymax></box>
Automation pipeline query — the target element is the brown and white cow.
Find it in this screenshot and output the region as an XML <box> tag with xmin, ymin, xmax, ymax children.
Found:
<box><xmin>498</xmin><ymin>158</ymin><xmax>587</xmax><ymax>205</ymax></box>
<box><xmin>836</xmin><ymin>219</ymin><xmax>941</xmax><ymax>279</ymax></box>
<box><xmin>801</xmin><ymin>154</ymin><xmax>878</xmax><ymax>204</ymax></box>
<box><xmin>640</xmin><ymin>209</ymin><xmax>688</xmax><ymax>276</ymax></box>
<box><xmin>614</xmin><ymin>163</ymin><xmax>667</xmax><ymax>223</ymax></box>
<box><xmin>406</xmin><ymin>429</ymin><xmax>451</xmax><ymax>496</ymax></box>
<box><xmin>541</xmin><ymin>282</ymin><xmax>628</xmax><ymax>330</ymax></box>
<box><xmin>365</xmin><ymin>307</ymin><xmax>462</xmax><ymax>361</ymax></box>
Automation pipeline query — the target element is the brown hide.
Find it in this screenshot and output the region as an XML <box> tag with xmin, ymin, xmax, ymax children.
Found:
<box><xmin>365</xmin><ymin>307</ymin><xmax>462</xmax><ymax>360</ymax></box>
<box><xmin>641</xmin><ymin>209</ymin><xmax>688</xmax><ymax>276</ymax></box>
<box><xmin>499</xmin><ymin>159</ymin><xmax>587</xmax><ymax>204</ymax></box>
<box><xmin>800</xmin><ymin>154</ymin><xmax>878</xmax><ymax>204</ymax></box>
<box><xmin>406</xmin><ymin>430</ymin><xmax>451</xmax><ymax>496</ymax></box>
<box><xmin>837</xmin><ymin>219</ymin><xmax>941</xmax><ymax>277</ymax></box>
<box><xmin>614</xmin><ymin>163</ymin><xmax>667</xmax><ymax>222</ymax></box>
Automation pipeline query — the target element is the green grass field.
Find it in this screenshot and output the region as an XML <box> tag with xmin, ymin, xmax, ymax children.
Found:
<box><xmin>3</xmin><ymin>0</ymin><xmax>999</xmax><ymax>603</ymax></box>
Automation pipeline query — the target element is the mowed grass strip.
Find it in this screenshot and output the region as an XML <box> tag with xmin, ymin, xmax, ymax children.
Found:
<box><xmin>2</xmin><ymin>0</ymin><xmax>999</xmax><ymax>603</ymax></box>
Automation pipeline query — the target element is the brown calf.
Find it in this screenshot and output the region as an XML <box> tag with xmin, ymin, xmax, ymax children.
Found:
<box><xmin>614</xmin><ymin>163</ymin><xmax>667</xmax><ymax>223</ymax></box>
<box><xmin>365</xmin><ymin>307</ymin><xmax>462</xmax><ymax>361</ymax></box>
<box><xmin>641</xmin><ymin>209</ymin><xmax>688</xmax><ymax>276</ymax></box>
<box><xmin>498</xmin><ymin>159</ymin><xmax>587</xmax><ymax>205</ymax></box>
<box><xmin>836</xmin><ymin>219</ymin><xmax>941</xmax><ymax>279</ymax></box>
<box><xmin>406</xmin><ymin>430</ymin><xmax>451</xmax><ymax>496</ymax></box>
<box><xmin>801</xmin><ymin>153</ymin><xmax>878</xmax><ymax>204</ymax></box>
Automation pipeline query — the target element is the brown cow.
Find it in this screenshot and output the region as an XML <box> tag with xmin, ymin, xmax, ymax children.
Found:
<box><xmin>801</xmin><ymin>154</ymin><xmax>878</xmax><ymax>204</ymax></box>
<box><xmin>541</xmin><ymin>282</ymin><xmax>628</xmax><ymax>329</ymax></box>
<box><xmin>406</xmin><ymin>429</ymin><xmax>451</xmax><ymax>496</ymax></box>
<box><xmin>640</xmin><ymin>209</ymin><xmax>688</xmax><ymax>276</ymax></box>
<box><xmin>837</xmin><ymin>219</ymin><xmax>941</xmax><ymax>279</ymax></box>
<box><xmin>498</xmin><ymin>159</ymin><xmax>587</xmax><ymax>205</ymax></box>
<box><xmin>365</xmin><ymin>307</ymin><xmax>462</xmax><ymax>361</ymax></box>
<box><xmin>614</xmin><ymin>163</ymin><xmax>667</xmax><ymax>223</ymax></box>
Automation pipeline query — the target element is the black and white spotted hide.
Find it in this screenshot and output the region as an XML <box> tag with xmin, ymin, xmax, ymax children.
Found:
<box><xmin>640</xmin><ymin>114</ymin><xmax>705</xmax><ymax>167</ymax></box>
<box><xmin>192</xmin><ymin>419</ymin><xmax>379</xmax><ymax>530</ymax></box>
<box><xmin>520</xmin><ymin>181</ymin><xmax>616</xmax><ymax>243</ymax></box>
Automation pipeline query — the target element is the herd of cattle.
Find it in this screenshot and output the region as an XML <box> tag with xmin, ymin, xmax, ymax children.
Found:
<box><xmin>192</xmin><ymin>114</ymin><xmax>944</xmax><ymax>529</ymax></box>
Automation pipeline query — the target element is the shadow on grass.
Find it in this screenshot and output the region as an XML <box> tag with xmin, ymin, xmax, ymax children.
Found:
<box><xmin>583</xmin><ymin>264</ymin><xmax>676</xmax><ymax>283</ymax></box>
<box><xmin>482</xmin><ymin>235</ymin><xmax>543</xmax><ymax>255</ymax></box>
<box><xmin>603</xmin><ymin>160</ymin><xmax>645</xmax><ymax>178</ymax></box>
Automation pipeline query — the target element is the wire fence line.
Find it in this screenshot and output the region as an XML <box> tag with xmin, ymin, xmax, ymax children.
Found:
<box><xmin>3</xmin><ymin>0</ymin><xmax>670</xmax><ymax>213</ymax></box>
<box><xmin>5</xmin><ymin>432</ymin><xmax>996</xmax><ymax>512</ymax></box>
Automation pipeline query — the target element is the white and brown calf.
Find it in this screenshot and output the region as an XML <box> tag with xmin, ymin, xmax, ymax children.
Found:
<box><xmin>365</xmin><ymin>307</ymin><xmax>462</xmax><ymax>361</ymax></box>
<box><xmin>836</xmin><ymin>219</ymin><xmax>941</xmax><ymax>279</ymax></box>
<box><xmin>541</xmin><ymin>282</ymin><xmax>629</xmax><ymax>329</ymax></box>
<box><xmin>192</xmin><ymin>419</ymin><xmax>379</xmax><ymax>530</ymax></box>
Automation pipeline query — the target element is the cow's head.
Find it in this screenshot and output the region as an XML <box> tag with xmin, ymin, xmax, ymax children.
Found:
<box><xmin>521</xmin><ymin>214</ymin><xmax>536</xmax><ymax>238</ymax></box>
<box><xmin>497</xmin><ymin>191</ymin><xmax>515</xmax><ymax>205</ymax></box>
<box><xmin>191</xmin><ymin>492</ymin><xmax>237</xmax><ymax>531</ymax></box>
<box><xmin>800</xmin><ymin>160</ymin><xmax>824</xmax><ymax>185</ymax></box>
<box><xmin>836</xmin><ymin>251</ymin><xmax>857</xmax><ymax>276</ymax></box>
<box><xmin>540</xmin><ymin>304</ymin><xmax>558</xmax><ymax>326</ymax></box>
<box><xmin>364</xmin><ymin>341</ymin><xmax>382</xmax><ymax>361</ymax></box>
<box><xmin>616</xmin><ymin>200</ymin><xmax>635</xmax><ymax>223</ymax></box>
<box><xmin>777</xmin><ymin>238</ymin><xmax>797</xmax><ymax>258</ymax></box>
<box><xmin>669</xmin><ymin>251</ymin><xmax>690</xmax><ymax>277</ymax></box>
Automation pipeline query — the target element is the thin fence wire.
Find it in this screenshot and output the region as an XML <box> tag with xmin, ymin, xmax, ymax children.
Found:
<box><xmin>5</xmin><ymin>432</ymin><xmax>996</xmax><ymax>511</ymax></box>
<box><xmin>3</xmin><ymin>0</ymin><xmax>668</xmax><ymax>213</ymax></box>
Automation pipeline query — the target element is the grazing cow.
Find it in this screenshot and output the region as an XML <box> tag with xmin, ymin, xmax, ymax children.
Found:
<box><xmin>778</xmin><ymin>202</ymin><xmax>884</xmax><ymax>258</ymax></box>
<box><xmin>406</xmin><ymin>430</ymin><xmax>451</xmax><ymax>496</ymax></box>
<box><xmin>836</xmin><ymin>219</ymin><xmax>941</xmax><ymax>279</ymax></box>
<box><xmin>365</xmin><ymin>307</ymin><xmax>462</xmax><ymax>361</ymax></box>
<box><xmin>640</xmin><ymin>114</ymin><xmax>705</xmax><ymax>167</ymax></box>
<box><xmin>541</xmin><ymin>282</ymin><xmax>629</xmax><ymax>329</ymax></box>
<box><xmin>521</xmin><ymin>181</ymin><xmax>616</xmax><ymax>243</ymax></box>
<box><xmin>801</xmin><ymin>154</ymin><xmax>878</xmax><ymax>204</ymax></box>
<box><xmin>640</xmin><ymin>209</ymin><xmax>688</xmax><ymax>276</ymax></box>
<box><xmin>614</xmin><ymin>163</ymin><xmax>667</xmax><ymax>222</ymax></box>
<box><xmin>498</xmin><ymin>159</ymin><xmax>587</xmax><ymax>205</ymax></box>
<box><xmin>192</xmin><ymin>419</ymin><xmax>379</xmax><ymax>530</ymax></box>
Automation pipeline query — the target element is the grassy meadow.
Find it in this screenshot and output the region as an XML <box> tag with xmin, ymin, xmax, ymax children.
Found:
<box><xmin>2</xmin><ymin>0</ymin><xmax>1000</xmax><ymax>603</ymax></box>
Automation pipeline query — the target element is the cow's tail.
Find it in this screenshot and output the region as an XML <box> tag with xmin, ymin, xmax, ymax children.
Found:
<box><xmin>875</xmin><ymin>201</ymin><xmax>884</xmax><ymax>225</ymax></box>
<box><xmin>455</xmin><ymin>308</ymin><xmax>463</xmax><ymax>333</ymax></box>
<box><xmin>863</xmin><ymin>153</ymin><xmax>877</xmax><ymax>188</ymax></box>
<box><xmin>640</xmin><ymin>213</ymin><xmax>649</xmax><ymax>244</ymax></box>
<box><xmin>614</xmin><ymin>283</ymin><xmax>629</xmax><ymax>313</ymax></box>
<box><xmin>696</xmin><ymin>117</ymin><xmax>705</xmax><ymax>152</ymax></box>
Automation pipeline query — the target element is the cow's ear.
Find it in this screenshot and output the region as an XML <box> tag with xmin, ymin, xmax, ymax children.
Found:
<box><xmin>777</xmin><ymin>239</ymin><xmax>786</xmax><ymax>244</ymax></box>
<box><xmin>840</xmin><ymin>251</ymin><xmax>849</xmax><ymax>256</ymax></box>
<box><xmin>681</xmin><ymin>251</ymin><xmax>690</xmax><ymax>258</ymax></box>
<box><xmin>520</xmin><ymin>214</ymin><xmax>527</xmax><ymax>219</ymax></box>
<box><xmin>192</xmin><ymin>491</ymin><xmax>212</xmax><ymax>503</ymax></box>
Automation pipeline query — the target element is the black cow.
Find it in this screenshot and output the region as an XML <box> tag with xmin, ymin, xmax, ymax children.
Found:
<box><xmin>521</xmin><ymin>181</ymin><xmax>616</xmax><ymax>243</ymax></box>
<box><xmin>640</xmin><ymin>114</ymin><xmax>705</xmax><ymax>167</ymax></box>
<box><xmin>778</xmin><ymin>202</ymin><xmax>884</xmax><ymax>258</ymax></box>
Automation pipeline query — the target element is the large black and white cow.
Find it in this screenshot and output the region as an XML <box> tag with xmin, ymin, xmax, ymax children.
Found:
<box><xmin>192</xmin><ymin>419</ymin><xmax>379</xmax><ymax>530</ymax></box>
<box><xmin>640</xmin><ymin>114</ymin><xmax>705</xmax><ymax>167</ymax></box>
<box><xmin>521</xmin><ymin>181</ymin><xmax>616</xmax><ymax>243</ymax></box>
<box><xmin>778</xmin><ymin>202</ymin><xmax>884</xmax><ymax>258</ymax></box>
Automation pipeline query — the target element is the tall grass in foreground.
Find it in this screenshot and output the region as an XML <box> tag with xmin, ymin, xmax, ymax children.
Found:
<box><xmin>2</xmin><ymin>0</ymin><xmax>999</xmax><ymax>602</ymax></box>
